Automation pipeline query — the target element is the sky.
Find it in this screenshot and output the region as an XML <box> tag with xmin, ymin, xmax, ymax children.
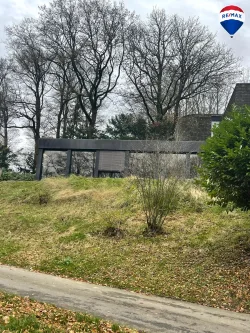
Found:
<box><xmin>0</xmin><ymin>0</ymin><xmax>250</xmax><ymax>66</ymax></box>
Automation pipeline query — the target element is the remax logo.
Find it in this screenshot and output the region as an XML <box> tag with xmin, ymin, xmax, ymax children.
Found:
<box><xmin>219</xmin><ymin>5</ymin><xmax>245</xmax><ymax>37</ymax></box>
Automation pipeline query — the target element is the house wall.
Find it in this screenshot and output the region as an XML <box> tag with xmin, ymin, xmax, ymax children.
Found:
<box><xmin>175</xmin><ymin>114</ymin><xmax>214</xmax><ymax>141</ymax></box>
<box><xmin>176</xmin><ymin>83</ymin><xmax>250</xmax><ymax>141</ymax></box>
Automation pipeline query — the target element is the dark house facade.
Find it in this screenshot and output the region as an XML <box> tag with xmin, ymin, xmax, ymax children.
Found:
<box><xmin>175</xmin><ymin>114</ymin><xmax>222</xmax><ymax>141</ymax></box>
<box><xmin>175</xmin><ymin>83</ymin><xmax>250</xmax><ymax>141</ymax></box>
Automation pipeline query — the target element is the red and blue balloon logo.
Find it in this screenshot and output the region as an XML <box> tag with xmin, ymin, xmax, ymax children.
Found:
<box><xmin>220</xmin><ymin>5</ymin><xmax>245</xmax><ymax>38</ymax></box>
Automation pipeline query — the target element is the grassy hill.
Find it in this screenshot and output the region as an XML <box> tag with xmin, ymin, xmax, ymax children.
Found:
<box><xmin>0</xmin><ymin>176</ymin><xmax>250</xmax><ymax>313</ymax></box>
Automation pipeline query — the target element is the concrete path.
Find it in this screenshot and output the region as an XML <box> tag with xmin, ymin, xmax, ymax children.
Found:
<box><xmin>0</xmin><ymin>265</ymin><xmax>250</xmax><ymax>333</ymax></box>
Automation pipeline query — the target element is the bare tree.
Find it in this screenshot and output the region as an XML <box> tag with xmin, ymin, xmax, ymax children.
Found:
<box><xmin>179</xmin><ymin>76</ymin><xmax>236</xmax><ymax>116</ymax></box>
<box><xmin>171</xmin><ymin>15</ymin><xmax>238</xmax><ymax>123</ymax></box>
<box><xmin>0</xmin><ymin>58</ymin><xmax>18</xmax><ymax>170</ymax></box>
<box><xmin>39</xmin><ymin>0</ymin><xmax>134</xmax><ymax>138</ymax></box>
<box><xmin>0</xmin><ymin>60</ymin><xmax>15</xmax><ymax>145</ymax></box>
<box><xmin>0</xmin><ymin>58</ymin><xmax>11</xmax><ymax>148</ymax></box>
<box><xmin>124</xmin><ymin>9</ymin><xmax>239</xmax><ymax>126</ymax></box>
<box><xmin>6</xmin><ymin>18</ymin><xmax>53</xmax><ymax>170</ymax></box>
<box><xmin>124</xmin><ymin>9</ymin><xmax>176</xmax><ymax>124</ymax></box>
<box><xmin>40</xmin><ymin>35</ymin><xmax>80</xmax><ymax>139</ymax></box>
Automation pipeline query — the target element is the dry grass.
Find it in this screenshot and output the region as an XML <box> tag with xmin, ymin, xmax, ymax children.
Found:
<box><xmin>0</xmin><ymin>176</ymin><xmax>250</xmax><ymax>314</ymax></box>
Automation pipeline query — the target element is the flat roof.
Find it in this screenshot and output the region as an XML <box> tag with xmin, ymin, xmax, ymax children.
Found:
<box><xmin>38</xmin><ymin>138</ymin><xmax>204</xmax><ymax>153</ymax></box>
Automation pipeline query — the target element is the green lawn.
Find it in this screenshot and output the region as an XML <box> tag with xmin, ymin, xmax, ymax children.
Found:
<box><xmin>0</xmin><ymin>176</ymin><xmax>250</xmax><ymax>313</ymax></box>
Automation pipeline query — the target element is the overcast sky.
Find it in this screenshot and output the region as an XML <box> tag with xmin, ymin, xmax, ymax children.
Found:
<box><xmin>0</xmin><ymin>0</ymin><xmax>250</xmax><ymax>67</ymax></box>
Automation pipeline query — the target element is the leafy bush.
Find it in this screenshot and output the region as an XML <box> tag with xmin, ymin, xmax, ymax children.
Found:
<box><xmin>0</xmin><ymin>171</ymin><xmax>35</xmax><ymax>181</ymax></box>
<box><xmin>198</xmin><ymin>105</ymin><xmax>250</xmax><ymax>209</ymax></box>
<box><xmin>103</xmin><ymin>113</ymin><xmax>175</xmax><ymax>140</ymax></box>
<box><xmin>0</xmin><ymin>146</ymin><xmax>18</xmax><ymax>170</ymax></box>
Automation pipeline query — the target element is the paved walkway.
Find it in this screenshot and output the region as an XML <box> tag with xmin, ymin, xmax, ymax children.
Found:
<box><xmin>0</xmin><ymin>265</ymin><xmax>249</xmax><ymax>333</ymax></box>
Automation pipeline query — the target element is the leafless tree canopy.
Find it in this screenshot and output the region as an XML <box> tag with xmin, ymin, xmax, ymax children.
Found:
<box><xmin>39</xmin><ymin>0</ymin><xmax>134</xmax><ymax>138</ymax></box>
<box><xmin>6</xmin><ymin>18</ymin><xmax>53</xmax><ymax>166</ymax></box>
<box><xmin>1</xmin><ymin>2</ymin><xmax>241</xmax><ymax>171</ymax></box>
<box><xmin>0</xmin><ymin>58</ymin><xmax>16</xmax><ymax>148</ymax></box>
<box><xmin>124</xmin><ymin>9</ymin><xmax>239</xmax><ymax>124</ymax></box>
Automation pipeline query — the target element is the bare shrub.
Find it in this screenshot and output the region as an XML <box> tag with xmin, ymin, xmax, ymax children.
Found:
<box><xmin>132</xmin><ymin>147</ymin><xmax>182</xmax><ymax>234</ymax></box>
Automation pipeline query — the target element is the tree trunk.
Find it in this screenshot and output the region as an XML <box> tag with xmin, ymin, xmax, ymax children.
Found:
<box><xmin>56</xmin><ymin>113</ymin><xmax>62</xmax><ymax>138</ymax></box>
<box><xmin>3</xmin><ymin>106</ymin><xmax>8</xmax><ymax>147</ymax></box>
<box><xmin>34</xmin><ymin>136</ymin><xmax>40</xmax><ymax>174</ymax></box>
<box><xmin>34</xmin><ymin>90</ymin><xmax>41</xmax><ymax>173</ymax></box>
<box><xmin>87</xmin><ymin>108</ymin><xmax>97</xmax><ymax>139</ymax></box>
<box><xmin>174</xmin><ymin>100</ymin><xmax>181</xmax><ymax>126</ymax></box>
<box><xmin>3</xmin><ymin>119</ymin><xmax>8</xmax><ymax>148</ymax></box>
